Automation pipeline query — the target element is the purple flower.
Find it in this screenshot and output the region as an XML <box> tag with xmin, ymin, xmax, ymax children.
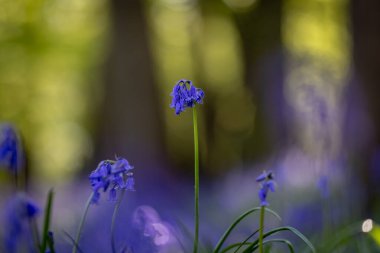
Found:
<box><xmin>256</xmin><ymin>171</ymin><xmax>275</xmax><ymax>206</ymax></box>
<box><xmin>89</xmin><ymin>157</ymin><xmax>135</xmax><ymax>204</ymax></box>
<box><xmin>170</xmin><ymin>79</ymin><xmax>205</xmax><ymax>115</ymax></box>
<box><xmin>4</xmin><ymin>193</ymin><xmax>40</xmax><ymax>253</ymax></box>
<box><xmin>0</xmin><ymin>123</ymin><xmax>23</xmax><ymax>173</ymax></box>
<box><xmin>317</xmin><ymin>175</ymin><xmax>329</xmax><ymax>198</ymax></box>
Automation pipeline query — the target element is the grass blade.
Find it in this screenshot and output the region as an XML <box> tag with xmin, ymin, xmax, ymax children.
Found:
<box><xmin>213</xmin><ymin>207</ymin><xmax>281</xmax><ymax>253</ymax></box>
<box><xmin>40</xmin><ymin>189</ymin><xmax>54</xmax><ymax>253</ymax></box>
<box><xmin>247</xmin><ymin>239</ymin><xmax>295</xmax><ymax>253</ymax></box>
<box><xmin>242</xmin><ymin>226</ymin><xmax>315</xmax><ymax>253</ymax></box>
<box><xmin>233</xmin><ymin>229</ymin><xmax>259</xmax><ymax>253</ymax></box>
<box><xmin>220</xmin><ymin>243</ymin><xmax>251</xmax><ymax>253</ymax></box>
<box><xmin>218</xmin><ymin>229</ymin><xmax>259</xmax><ymax>253</ymax></box>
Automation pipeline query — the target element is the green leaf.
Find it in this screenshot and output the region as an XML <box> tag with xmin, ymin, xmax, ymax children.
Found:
<box><xmin>217</xmin><ymin>229</ymin><xmax>259</xmax><ymax>253</ymax></box>
<box><xmin>248</xmin><ymin>239</ymin><xmax>295</xmax><ymax>253</ymax></box>
<box><xmin>40</xmin><ymin>189</ymin><xmax>54</xmax><ymax>253</ymax></box>
<box><xmin>219</xmin><ymin>243</ymin><xmax>251</xmax><ymax>253</ymax></box>
<box><xmin>242</xmin><ymin>226</ymin><xmax>315</xmax><ymax>253</ymax></box>
<box><xmin>213</xmin><ymin>207</ymin><xmax>281</xmax><ymax>253</ymax></box>
<box><xmin>233</xmin><ymin>229</ymin><xmax>259</xmax><ymax>253</ymax></box>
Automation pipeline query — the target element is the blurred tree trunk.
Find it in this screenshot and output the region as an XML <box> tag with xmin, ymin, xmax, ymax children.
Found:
<box><xmin>233</xmin><ymin>0</ymin><xmax>286</xmax><ymax>161</ymax></box>
<box><xmin>351</xmin><ymin>0</ymin><xmax>380</xmax><ymax>216</ymax></box>
<box><xmin>95</xmin><ymin>0</ymin><xmax>167</xmax><ymax>179</ymax></box>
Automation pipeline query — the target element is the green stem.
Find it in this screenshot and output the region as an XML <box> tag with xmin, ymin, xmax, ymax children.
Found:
<box><xmin>111</xmin><ymin>189</ymin><xmax>125</xmax><ymax>253</ymax></box>
<box><xmin>47</xmin><ymin>234</ymin><xmax>56</xmax><ymax>253</ymax></box>
<box><xmin>40</xmin><ymin>189</ymin><xmax>54</xmax><ymax>253</ymax></box>
<box><xmin>72</xmin><ymin>192</ymin><xmax>93</xmax><ymax>253</ymax></box>
<box><xmin>259</xmin><ymin>206</ymin><xmax>265</xmax><ymax>253</ymax></box>
<box><xmin>193</xmin><ymin>107</ymin><xmax>199</xmax><ymax>253</ymax></box>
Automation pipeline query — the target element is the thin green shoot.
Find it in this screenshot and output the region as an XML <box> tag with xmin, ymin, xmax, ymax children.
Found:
<box><xmin>111</xmin><ymin>189</ymin><xmax>125</xmax><ymax>253</ymax></box>
<box><xmin>72</xmin><ymin>192</ymin><xmax>94</xmax><ymax>253</ymax></box>
<box><xmin>193</xmin><ymin>107</ymin><xmax>199</xmax><ymax>253</ymax></box>
<box><xmin>40</xmin><ymin>189</ymin><xmax>54</xmax><ymax>253</ymax></box>
<box><xmin>213</xmin><ymin>207</ymin><xmax>281</xmax><ymax>253</ymax></box>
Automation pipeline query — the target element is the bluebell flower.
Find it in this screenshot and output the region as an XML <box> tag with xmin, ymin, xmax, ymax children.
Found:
<box><xmin>256</xmin><ymin>171</ymin><xmax>275</xmax><ymax>206</ymax></box>
<box><xmin>317</xmin><ymin>175</ymin><xmax>329</xmax><ymax>198</ymax></box>
<box><xmin>4</xmin><ymin>193</ymin><xmax>40</xmax><ymax>253</ymax></box>
<box><xmin>0</xmin><ymin>123</ymin><xmax>23</xmax><ymax>172</ymax></box>
<box><xmin>170</xmin><ymin>79</ymin><xmax>205</xmax><ymax>115</ymax></box>
<box><xmin>89</xmin><ymin>157</ymin><xmax>135</xmax><ymax>204</ymax></box>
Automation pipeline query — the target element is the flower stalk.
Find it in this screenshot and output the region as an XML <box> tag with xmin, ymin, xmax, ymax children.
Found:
<box><xmin>111</xmin><ymin>189</ymin><xmax>125</xmax><ymax>253</ymax></box>
<box><xmin>170</xmin><ymin>79</ymin><xmax>204</xmax><ymax>253</ymax></box>
<box><xmin>72</xmin><ymin>192</ymin><xmax>93</xmax><ymax>253</ymax></box>
<box><xmin>259</xmin><ymin>205</ymin><xmax>265</xmax><ymax>253</ymax></box>
<box><xmin>193</xmin><ymin>107</ymin><xmax>199</xmax><ymax>253</ymax></box>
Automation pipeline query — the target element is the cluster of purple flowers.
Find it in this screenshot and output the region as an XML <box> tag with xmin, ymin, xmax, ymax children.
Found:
<box><xmin>256</xmin><ymin>171</ymin><xmax>276</xmax><ymax>206</ymax></box>
<box><xmin>0</xmin><ymin>124</ymin><xmax>22</xmax><ymax>172</ymax></box>
<box><xmin>170</xmin><ymin>79</ymin><xmax>205</xmax><ymax>115</ymax></box>
<box><xmin>89</xmin><ymin>157</ymin><xmax>135</xmax><ymax>204</ymax></box>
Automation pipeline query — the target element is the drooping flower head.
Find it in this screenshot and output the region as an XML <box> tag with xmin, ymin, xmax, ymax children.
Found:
<box><xmin>0</xmin><ymin>123</ymin><xmax>23</xmax><ymax>173</ymax></box>
<box><xmin>4</xmin><ymin>193</ymin><xmax>40</xmax><ymax>253</ymax></box>
<box><xmin>170</xmin><ymin>79</ymin><xmax>205</xmax><ymax>115</ymax></box>
<box><xmin>256</xmin><ymin>171</ymin><xmax>275</xmax><ymax>206</ymax></box>
<box><xmin>89</xmin><ymin>156</ymin><xmax>135</xmax><ymax>204</ymax></box>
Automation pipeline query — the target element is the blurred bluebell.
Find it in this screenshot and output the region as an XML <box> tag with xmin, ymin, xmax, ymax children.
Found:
<box><xmin>256</xmin><ymin>171</ymin><xmax>275</xmax><ymax>206</ymax></box>
<box><xmin>125</xmin><ymin>177</ymin><xmax>135</xmax><ymax>191</ymax></box>
<box><xmin>170</xmin><ymin>79</ymin><xmax>205</xmax><ymax>115</ymax></box>
<box><xmin>317</xmin><ymin>175</ymin><xmax>329</xmax><ymax>198</ymax></box>
<box><xmin>0</xmin><ymin>123</ymin><xmax>23</xmax><ymax>173</ymax></box>
<box><xmin>4</xmin><ymin>193</ymin><xmax>40</xmax><ymax>253</ymax></box>
<box><xmin>130</xmin><ymin>206</ymin><xmax>181</xmax><ymax>253</ymax></box>
<box><xmin>89</xmin><ymin>157</ymin><xmax>134</xmax><ymax>204</ymax></box>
